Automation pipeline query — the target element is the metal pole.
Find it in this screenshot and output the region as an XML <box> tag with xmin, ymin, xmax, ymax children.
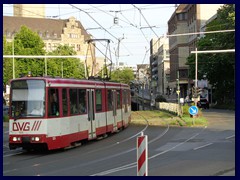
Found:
<box><xmin>177</xmin><ymin>71</ymin><xmax>180</xmax><ymax>116</ymax></box>
<box><xmin>45</xmin><ymin>55</ymin><xmax>47</xmax><ymax>76</ymax></box>
<box><xmin>61</xmin><ymin>62</ymin><xmax>63</xmax><ymax>78</ymax></box>
<box><xmin>12</xmin><ymin>35</ymin><xmax>15</xmax><ymax>79</ymax></box>
<box><xmin>195</xmin><ymin>47</ymin><xmax>198</xmax><ymax>106</ymax></box>
<box><xmin>116</xmin><ymin>35</ymin><xmax>124</xmax><ymax>69</ymax></box>
<box><xmin>177</xmin><ymin>71</ymin><xmax>180</xmax><ymax>105</ymax></box>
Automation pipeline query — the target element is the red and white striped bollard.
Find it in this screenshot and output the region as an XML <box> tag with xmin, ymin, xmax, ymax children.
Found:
<box><xmin>137</xmin><ymin>131</ymin><xmax>148</xmax><ymax>176</ymax></box>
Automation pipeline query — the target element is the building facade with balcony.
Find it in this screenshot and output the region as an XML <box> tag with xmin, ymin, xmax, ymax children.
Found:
<box><xmin>150</xmin><ymin>38</ymin><xmax>162</xmax><ymax>98</ymax></box>
<box><xmin>167</xmin><ymin>4</ymin><xmax>223</xmax><ymax>99</ymax></box>
<box><xmin>150</xmin><ymin>37</ymin><xmax>170</xmax><ymax>100</ymax></box>
<box><xmin>157</xmin><ymin>37</ymin><xmax>170</xmax><ymax>96</ymax></box>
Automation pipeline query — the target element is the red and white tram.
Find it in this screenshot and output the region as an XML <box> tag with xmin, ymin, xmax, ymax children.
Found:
<box><xmin>8</xmin><ymin>77</ymin><xmax>131</xmax><ymax>150</ymax></box>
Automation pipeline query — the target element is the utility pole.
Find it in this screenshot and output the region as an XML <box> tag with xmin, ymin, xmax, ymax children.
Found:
<box><xmin>176</xmin><ymin>71</ymin><xmax>180</xmax><ymax>116</ymax></box>
<box><xmin>61</xmin><ymin>62</ymin><xmax>63</xmax><ymax>78</ymax></box>
<box><xmin>195</xmin><ymin>47</ymin><xmax>198</xmax><ymax>106</ymax></box>
<box><xmin>45</xmin><ymin>55</ymin><xmax>47</xmax><ymax>76</ymax></box>
<box><xmin>12</xmin><ymin>34</ymin><xmax>15</xmax><ymax>79</ymax></box>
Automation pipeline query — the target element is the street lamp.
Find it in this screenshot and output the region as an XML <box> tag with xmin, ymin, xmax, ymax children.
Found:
<box><xmin>116</xmin><ymin>34</ymin><xmax>124</xmax><ymax>68</ymax></box>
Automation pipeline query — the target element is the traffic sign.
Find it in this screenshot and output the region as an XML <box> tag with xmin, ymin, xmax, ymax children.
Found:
<box><xmin>189</xmin><ymin>106</ymin><xmax>198</xmax><ymax>116</ymax></box>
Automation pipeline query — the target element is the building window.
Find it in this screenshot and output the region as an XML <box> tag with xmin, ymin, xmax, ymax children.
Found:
<box><xmin>46</xmin><ymin>31</ymin><xmax>50</xmax><ymax>38</ymax></box>
<box><xmin>48</xmin><ymin>43</ymin><xmax>51</xmax><ymax>50</ymax></box>
<box><xmin>6</xmin><ymin>31</ymin><xmax>11</xmax><ymax>38</ymax></box>
<box><xmin>77</xmin><ymin>44</ymin><xmax>81</xmax><ymax>51</ymax></box>
<box><xmin>38</xmin><ymin>31</ymin><xmax>42</xmax><ymax>37</ymax></box>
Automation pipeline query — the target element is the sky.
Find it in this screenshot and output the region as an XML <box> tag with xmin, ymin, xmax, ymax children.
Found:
<box><xmin>3</xmin><ymin>4</ymin><xmax>177</xmax><ymax>66</ymax></box>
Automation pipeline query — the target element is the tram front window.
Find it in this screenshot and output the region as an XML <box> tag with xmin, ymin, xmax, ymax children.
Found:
<box><xmin>11</xmin><ymin>80</ymin><xmax>45</xmax><ymax>118</ymax></box>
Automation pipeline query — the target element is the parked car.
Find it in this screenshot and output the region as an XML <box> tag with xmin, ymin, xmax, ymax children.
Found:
<box><xmin>197</xmin><ymin>98</ymin><xmax>209</xmax><ymax>109</ymax></box>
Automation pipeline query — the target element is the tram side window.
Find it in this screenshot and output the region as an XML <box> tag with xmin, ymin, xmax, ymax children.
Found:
<box><xmin>96</xmin><ymin>89</ymin><xmax>102</xmax><ymax>112</ymax></box>
<box><xmin>117</xmin><ymin>90</ymin><xmax>121</xmax><ymax>109</ymax></box>
<box><xmin>78</xmin><ymin>89</ymin><xmax>87</xmax><ymax>114</ymax></box>
<box><xmin>48</xmin><ymin>89</ymin><xmax>59</xmax><ymax>116</ymax></box>
<box><xmin>123</xmin><ymin>90</ymin><xmax>128</xmax><ymax>113</ymax></box>
<box><xmin>70</xmin><ymin>89</ymin><xmax>78</xmax><ymax>115</ymax></box>
<box><xmin>62</xmin><ymin>89</ymin><xmax>68</xmax><ymax>116</ymax></box>
<box><xmin>107</xmin><ymin>90</ymin><xmax>113</xmax><ymax>111</ymax></box>
<box><xmin>123</xmin><ymin>90</ymin><xmax>126</xmax><ymax>105</ymax></box>
<box><xmin>128</xmin><ymin>90</ymin><xmax>131</xmax><ymax>105</ymax></box>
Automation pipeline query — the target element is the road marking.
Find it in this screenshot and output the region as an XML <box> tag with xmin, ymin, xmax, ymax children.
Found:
<box><xmin>91</xmin><ymin>126</ymin><xmax>207</xmax><ymax>176</ymax></box>
<box><xmin>225</xmin><ymin>135</ymin><xmax>235</xmax><ymax>140</ymax></box>
<box><xmin>193</xmin><ymin>143</ymin><xmax>213</xmax><ymax>150</ymax></box>
<box><xmin>3</xmin><ymin>152</ymin><xmax>23</xmax><ymax>157</ymax></box>
<box><xmin>3</xmin><ymin>169</ymin><xmax>18</xmax><ymax>174</ymax></box>
<box><xmin>33</xmin><ymin>164</ymin><xmax>41</xmax><ymax>167</ymax></box>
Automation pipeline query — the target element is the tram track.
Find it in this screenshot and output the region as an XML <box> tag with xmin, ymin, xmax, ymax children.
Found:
<box><xmin>37</xmin><ymin>112</ymin><xmax>171</xmax><ymax>176</ymax></box>
<box><xmin>4</xmin><ymin>109</ymin><xmax>235</xmax><ymax>176</ymax></box>
<box><xmin>3</xmin><ymin>112</ymin><xmax>170</xmax><ymax>176</ymax></box>
<box><xmin>90</xmin><ymin>126</ymin><xmax>207</xmax><ymax>176</ymax></box>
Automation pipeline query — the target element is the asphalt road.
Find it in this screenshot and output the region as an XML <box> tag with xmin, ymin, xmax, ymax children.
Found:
<box><xmin>3</xmin><ymin>108</ymin><xmax>235</xmax><ymax>176</ymax></box>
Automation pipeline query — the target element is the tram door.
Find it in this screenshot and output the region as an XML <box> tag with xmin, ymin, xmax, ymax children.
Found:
<box><xmin>87</xmin><ymin>89</ymin><xmax>96</xmax><ymax>139</ymax></box>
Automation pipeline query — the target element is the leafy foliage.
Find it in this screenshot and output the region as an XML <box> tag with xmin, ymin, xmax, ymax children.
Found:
<box><xmin>3</xmin><ymin>36</ymin><xmax>13</xmax><ymax>86</ymax></box>
<box><xmin>3</xmin><ymin>26</ymin><xmax>85</xmax><ymax>87</ymax></box>
<box><xmin>47</xmin><ymin>45</ymin><xmax>85</xmax><ymax>79</ymax></box>
<box><xmin>186</xmin><ymin>4</ymin><xmax>235</xmax><ymax>104</ymax></box>
<box><xmin>111</xmin><ymin>68</ymin><xmax>135</xmax><ymax>85</ymax></box>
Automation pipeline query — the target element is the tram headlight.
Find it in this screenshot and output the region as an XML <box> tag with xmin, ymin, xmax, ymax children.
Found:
<box><xmin>31</xmin><ymin>137</ymin><xmax>40</xmax><ymax>142</ymax></box>
<box><xmin>13</xmin><ymin>137</ymin><xmax>17</xmax><ymax>142</ymax></box>
<box><xmin>17</xmin><ymin>137</ymin><xmax>21</xmax><ymax>141</ymax></box>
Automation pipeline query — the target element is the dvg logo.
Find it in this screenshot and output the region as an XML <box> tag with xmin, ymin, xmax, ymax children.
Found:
<box><xmin>12</xmin><ymin>121</ymin><xmax>42</xmax><ymax>131</ymax></box>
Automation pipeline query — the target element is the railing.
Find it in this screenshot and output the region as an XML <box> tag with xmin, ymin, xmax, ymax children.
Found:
<box><xmin>155</xmin><ymin>102</ymin><xmax>182</xmax><ymax>115</ymax></box>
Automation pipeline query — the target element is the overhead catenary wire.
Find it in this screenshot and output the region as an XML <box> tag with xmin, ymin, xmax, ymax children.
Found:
<box><xmin>69</xmin><ymin>4</ymin><xmax>118</xmax><ymax>41</ymax></box>
<box><xmin>132</xmin><ymin>4</ymin><xmax>159</xmax><ymax>38</ymax></box>
<box><xmin>3</xmin><ymin>4</ymin><xmax>235</xmax><ymax>69</ymax></box>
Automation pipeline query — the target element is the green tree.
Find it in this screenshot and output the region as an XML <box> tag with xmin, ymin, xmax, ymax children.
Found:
<box><xmin>111</xmin><ymin>68</ymin><xmax>135</xmax><ymax>85</ymax></box>
<box><xmin>10</xmin><ymin>26</ymin><xmax>46</xmax><ymax>78</ymax></box>
<box><xmin>186</xmin><ymin>4</ymin><xmax>235</xmax><ymax>104</ymax></box>
<box><xmin>3</xmin><ymin>36</ymin><xmax>13</xmax><ymax>87</ymax></box>
<box><xmin>47</xmin><ymin>45</ymin><xmax>85</xmax><ymax>79</ymax></box>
